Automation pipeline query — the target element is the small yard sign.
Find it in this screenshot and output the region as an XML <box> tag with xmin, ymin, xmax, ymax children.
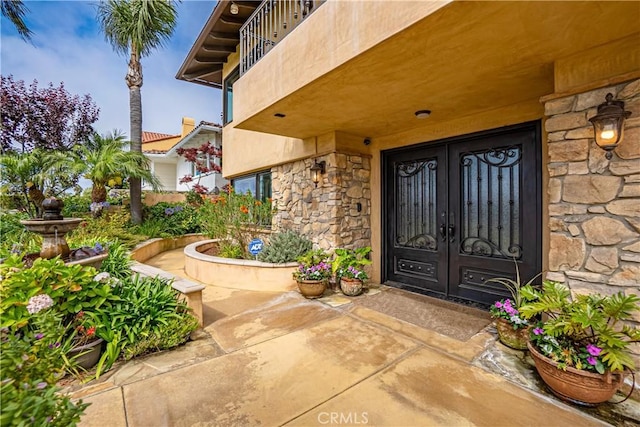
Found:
<box><xmin>248</xmin><ymin>238</ymin><xmax>264</xmax><ymax>256</ymax></box>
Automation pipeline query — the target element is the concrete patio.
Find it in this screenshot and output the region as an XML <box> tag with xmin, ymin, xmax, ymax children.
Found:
<box><xmin>71</xmin><ymin>249</ymin><xmax>638</xmax><ymax>426</ymax></box>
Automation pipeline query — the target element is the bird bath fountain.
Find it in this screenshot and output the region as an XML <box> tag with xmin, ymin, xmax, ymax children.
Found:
<box><xmin>20</xmin><ymin>197</ymin><xmax>108</xmax><ymax>268</ymax></box>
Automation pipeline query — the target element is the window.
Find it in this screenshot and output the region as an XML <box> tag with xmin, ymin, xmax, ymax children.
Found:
<box><xmin>223</xmin><ymin>67</ymin><xmax>240</xmax><ymax>125</ymax></box>
<box><xmin>231</xmin><ymin>170</ymin><xmax>271</xmax><ymax>201</ymax></box>
<box><xmin>191</xmin><ymin>153</ymin><xmax>212</xmax><ymax>177</ymax></box>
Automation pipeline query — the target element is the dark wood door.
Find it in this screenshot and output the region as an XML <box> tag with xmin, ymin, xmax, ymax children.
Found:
<box><xmin>383</xmin><ymin>122</ymin><xmax>541</xmax><ymax>305</ymax></box>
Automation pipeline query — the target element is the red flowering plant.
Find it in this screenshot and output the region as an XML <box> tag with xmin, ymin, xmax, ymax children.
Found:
<box><xmin>68</xmin><ymin>311</ymin><xmax>99</xmax><ymax>348</ymax></box>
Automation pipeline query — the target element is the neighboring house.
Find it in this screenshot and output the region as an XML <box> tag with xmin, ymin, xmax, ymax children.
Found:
<box><xmin>176</xmin><ymin>1</ymin><xmax>639</xmax><ymax>306</ymax></box>
<box><xmin>142</xmin><ymin>117</ymin><xmax>227</xmax><ymax>192</ymax></box>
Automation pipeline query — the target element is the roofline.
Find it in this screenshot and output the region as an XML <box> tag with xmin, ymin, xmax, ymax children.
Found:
<box><xmin>157</xmin><ymin>123</ymin><xmax>222</xmax><ymax>158</ymax></box>
<box><xmin>175</xmin><ymin>0</ymin><xmax>230</xmax><ymax>86</ymax></box>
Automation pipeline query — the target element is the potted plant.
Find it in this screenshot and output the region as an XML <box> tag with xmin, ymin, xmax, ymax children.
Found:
<box><xmin>292</xmin><ymin>249</ymin><xmax>332</xmax><ymax>299</ymax></box>
<box><xmin>66</xmin><ymin>311</ymin><xmax>104</xmax><ymax>370</ymax></box>
<box><xmin>520</xmin><ymin>280</ymin><xmax>640</xmax><ymax>405</ymax></box>
<box><xmin>486</xmin><ymin>262</ymin><xmax>540</xmax><ymax>350</ymax></box>
<box><xmin>333</xmin><ymin>247</ymin><xmax>372</xmax><ymax>297</ymax></box>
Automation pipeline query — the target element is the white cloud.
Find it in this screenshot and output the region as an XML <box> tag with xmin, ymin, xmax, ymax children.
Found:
<box><xmin>1</xmin><ymin>0</ymin><xmax>222</xmax><ymax>138</ymax></box>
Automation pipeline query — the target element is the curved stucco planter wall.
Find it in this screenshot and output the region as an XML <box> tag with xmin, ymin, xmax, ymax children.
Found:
<box><xmin>131</xmin><ymin>234</ymin><xmax>207</xmax><ymax>263</ymax></box>
<box><xmin>184</xmin><ymin>240</ymin><xmax>298</xmax><ymax>292</ymax></box>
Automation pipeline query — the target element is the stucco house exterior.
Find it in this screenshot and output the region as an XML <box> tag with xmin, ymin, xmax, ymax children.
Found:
<box><xmin>142</xmin><ymin>117</ymin><xmax>227</xmax><ymax>192</ymax></box>
<box><xmin>176</xmin><ymin>0</ymin><xmax>639</xmax><ymax>307</ymax></box>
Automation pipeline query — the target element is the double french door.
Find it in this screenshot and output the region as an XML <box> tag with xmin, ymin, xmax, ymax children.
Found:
<box><xmin>383</xmin><ymin>122</ymin><xmax>541</xmax><ymax>305</ymax></box>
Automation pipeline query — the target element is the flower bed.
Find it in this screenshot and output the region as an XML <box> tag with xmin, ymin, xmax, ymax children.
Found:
<box><xmin>184</xmin><ymin>240</ymin><xmax>297</xmax><ymax>292</ymax></box>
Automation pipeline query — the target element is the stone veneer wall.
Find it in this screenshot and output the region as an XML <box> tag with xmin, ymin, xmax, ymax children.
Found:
<box><xmin>544</xmin><ymin>79</ymin><xmax>640</xmax><ymax>305</ymax></box>
<box><xmin>271</xmin><ymin>152</ymin><xmax>371</xmax><ymax>251</ymax></box>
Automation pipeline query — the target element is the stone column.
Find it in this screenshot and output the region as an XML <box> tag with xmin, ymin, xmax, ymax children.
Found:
<box><xmin>544</xmin><ymin>79</ymin><xmax>639</xmax><ymax>299</ymax></box>
<box><xmin>271</xmin><ymin>152</ymin><xmax>371</xmax><ymax>251</ymax></box>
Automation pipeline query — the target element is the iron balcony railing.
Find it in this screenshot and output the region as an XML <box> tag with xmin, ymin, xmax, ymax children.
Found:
<box><xmin>240</xmin><ymin>0</ymin><xmax>326</xmax><ymax>75</ymax></box>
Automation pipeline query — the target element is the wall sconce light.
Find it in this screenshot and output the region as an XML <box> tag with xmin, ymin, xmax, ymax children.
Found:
<box><xmin>310</xmin><ymin>160</ymin><xmax>326</xmax><ymax>187</ymax></box>
<box><xmin>589</xmin><ymin>93</ymin><xmax>631</xmax><ymax>160</ymax></box>
<box><xmin>229</xmin><ymin>2</ymin><xmax>239</xmax><ymax>15</ymax></box>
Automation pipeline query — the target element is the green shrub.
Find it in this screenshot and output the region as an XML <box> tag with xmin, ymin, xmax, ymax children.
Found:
<box><xmin>90</xmin><ymin>275</ymin><xmax>198</xmax><ymax>374</ymax></box>
<box><xmin>0</xmin><ymin>257</ymin><xmax>116</xmax><ymax>330</ymax></box>
<box><xmin>258</xmin><ymin>230</ymin><xmax>312</xmax><ymax>263</ymax></box>
<box><xmin>98</xmin><ymin>241</ymin><xmax>133</xmax><ymax>281</ymax></box>
<box><xmin>142</xmin><ymin>202</ymin><xmax>201</xmax><ymax>236</ymax></box>
<box><xmin>0</xmin><ymin>310</ymin><xmax>89</xmax><ymax>426</ymax></box>
<box><xmin>219</xmin><ymin>242</ymin><xmax>244</xmax><ymax>259</ymax></box>
<box><xmin>0</xmin><ymin>210</ymin><xmax>41</xmax><ymax>258</ymax></box>
<box><xmin>67</xmin><ymin>211</ymin><xmax>146</xmax><ymax>249</ymax></box>
<box><xmin>133</xmin><ymin>218</ymin><xmax>172</xmax><ymax>239</ymax></box>
<box><xmin>61</xmin><ymin>193</ymin><xmax>92</xmax><ymax>217</ymax></box>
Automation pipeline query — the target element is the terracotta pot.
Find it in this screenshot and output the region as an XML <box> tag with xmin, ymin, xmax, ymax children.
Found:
<box><xmin>495</xmin><ymin>318</ymin><xmax>530</xmax><ymax>350</ymax></box>
<box><xmin>296</xmin><ymin>279</ymin><xmax>326</xmax><ymax>299</ymax></box>
<box><xmin>340</xmin><ymin>278</ymin><xmax>363</xmax><ymax>296</ymax></box>
<box><xmin>68</xmin><ymin>338</ymin><xmax>104</xmax><ymax>370</ymax></box>
<box><xmin>527</xmin><ymin>341</ymin><xmax>624</xmax><ymax>406</ymax></box>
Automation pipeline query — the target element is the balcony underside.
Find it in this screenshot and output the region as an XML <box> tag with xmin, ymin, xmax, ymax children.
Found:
<box><xmin>233</xmin><ymin>1</ymin><xmax>640</xmax><ymax>140</ymax></box>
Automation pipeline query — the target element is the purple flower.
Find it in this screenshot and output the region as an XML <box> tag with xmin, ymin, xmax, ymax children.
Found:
<box><xmin>586</xmin><ymin>344</ymin><xmax>602</xmax><ymax>357</ymax></box>
<box><xmin>587</xmin><ymin>356</ymin><xmax>597</xmax><ymax>366</ymax></box>
<box><xmin>165</xmin><ymin>207</ymin><xmax>175</xmax><ymax>215</ymax></box>
<box><xmin>533</xmin><ymin>327</ymin><xmax>544</xmax><ymax>335</ymax></box>
<box><xmin>94</xmin><ymin>242</ymin><xmax>104</xmax><ymax>253</ymax></box>
<box><xmin>35</xmin><ymin>333</ymin><xmax>44</xmax><ymax>340</ymax></box>
<box><xmin>36</xmin><ymin>382</ymin><xmax>47</xmax><ymax>389</ymax></box>
<box><xmin>494</xmin><ymin>301</ymin><xmax>503</xmax><ymax>309</ymax></box>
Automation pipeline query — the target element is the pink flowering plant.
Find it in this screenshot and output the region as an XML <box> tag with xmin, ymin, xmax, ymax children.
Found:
<box><xmin>487</xmin><ymin>261</ymin><xmax>540</xmax><ymax>330</ymax></box>
<box><xmin>339</xmin><ymin>266</ymin><xmax>369</xmax><ymax>281</ymax></box>
<box><xmin>292</xmin><ymin>250</ymin><xmax>332</xmax><ymax>281</ymax></box>
<box><xmin>521</xmin><ymin>280</ymin><xmax>640</xmax><ymax>374</ymax></box>
<box><xmin>489</xmin><ymin>298</ymin><xmax>530</xmax><ymax>329</ymax></box>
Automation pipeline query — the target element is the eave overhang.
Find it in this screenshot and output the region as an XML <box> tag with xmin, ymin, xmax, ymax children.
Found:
<box><xmin>176</xmin><ymin>0</ymin><xmax>258</xmax><ymax>88</ymax></box>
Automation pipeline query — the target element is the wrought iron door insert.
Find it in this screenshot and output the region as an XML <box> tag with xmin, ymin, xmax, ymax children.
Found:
<box><xmin>383</xmin><ymin>122</ymin><xmax>541</xmax><ymax>305</ymax></box>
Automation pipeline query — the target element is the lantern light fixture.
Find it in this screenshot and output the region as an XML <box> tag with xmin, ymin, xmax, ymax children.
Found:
<box><xmin>310</xmin><ymin>160</ymin><xmax>326</xmax><ymax>187</ymax></box>
<box><xmin>230</xmin><ymin>2</ymin><xmax>239</xmax><ymax>15</ymax></box>
<box><xmin>589</xmin><ymin>93</ymin><xmax>631</xmax><ymax>160</ymax></box>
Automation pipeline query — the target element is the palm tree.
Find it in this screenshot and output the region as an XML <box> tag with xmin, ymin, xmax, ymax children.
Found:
<box><xmin>96</xmin><ymin>0</ymin><xmax>178</xmax><ymax>224</ymax></box>
<box><xmin>54</xmin><ymin>131</ymin><xmax>162</xmax><ymax>204</ymax></box>
<box><xmin>1</xmin><ymin>0</ymin><xmax>33</xmax><ymax>41</ymax></box>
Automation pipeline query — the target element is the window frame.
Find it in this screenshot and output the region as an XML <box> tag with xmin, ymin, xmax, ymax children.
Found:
<box><xmin>222</xmin><ymin>66</ymin><xmax>240</xmax><ymax>125</ymax></box>
<box><xmin>231</xmin><ymin>170</ymin><xmax>271</xmax><ymax>201</ymax></box>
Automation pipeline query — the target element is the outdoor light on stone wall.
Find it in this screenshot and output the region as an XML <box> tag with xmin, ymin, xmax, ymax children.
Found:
<box><xmin>589</xmin><ymin>93</ymin><xmax>631</xmax><ymax>160</ymax></box>
<box><xmin>310</xmin><ymin>160</ymin><xmax>326</xmax><ymax>187</ymax></box>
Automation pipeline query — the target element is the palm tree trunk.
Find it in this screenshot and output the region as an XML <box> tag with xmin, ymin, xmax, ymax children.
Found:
<box><xmin>91</xmin><ymin>182</ymin><xmax>107</xmax><ymax>203</ymax></box>
<box><xmin>127</xmin><ymin>50</ymin><xmax>143</xmax><ymax>225</ymax></box>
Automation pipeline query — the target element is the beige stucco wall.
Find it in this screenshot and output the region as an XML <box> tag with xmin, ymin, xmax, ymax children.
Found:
<box><xmin>215</xmin><ymin>1</ymin><xmax>639</xmax><ymax>287</ymax></box>
<box><xmin>233</xmin><ymin>0</ymin><xmax>450</xmax><ymax>125</ymax></box>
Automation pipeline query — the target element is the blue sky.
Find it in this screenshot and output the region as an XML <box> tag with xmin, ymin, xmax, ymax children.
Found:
<box><xmin>1</xmin><ymin>0</ymin><xmax>221</xmax><ymax>137</ymax></box>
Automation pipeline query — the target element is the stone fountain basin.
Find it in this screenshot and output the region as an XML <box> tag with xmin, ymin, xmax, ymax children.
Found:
<box><xmin>20</xmin><ymin>218</ymin><xmax>83</xmax><ymax>235</ymax></box>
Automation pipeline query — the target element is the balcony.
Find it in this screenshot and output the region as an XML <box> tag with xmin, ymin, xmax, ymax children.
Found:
<box><xmin>240</xmin><ymin>0</ymin><xmax>326</xmax><ymax>75</ymax></box>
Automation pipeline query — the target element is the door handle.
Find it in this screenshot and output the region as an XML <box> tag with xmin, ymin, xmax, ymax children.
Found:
<box><xmin>448</xmin><ymin>212</ymin><xmax>456</xmax><ymax>243</ymax></box>
<box><xmin>439</xmin><ymin>224</ymin><xmax>447</xmax><ymax>241</ymax></box>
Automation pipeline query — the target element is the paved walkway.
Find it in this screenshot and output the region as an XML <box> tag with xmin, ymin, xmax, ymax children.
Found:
<box><xmin>72</xmin><ymin>249</ymin><xmax>635</xmax><ymax>426</ymax></box>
